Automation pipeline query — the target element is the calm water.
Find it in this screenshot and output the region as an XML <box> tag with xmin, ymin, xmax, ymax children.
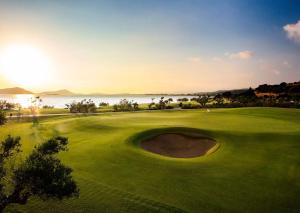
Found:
<box><xmin>0</xmin><ymin>94</ymin><xmax>196</xmax><ymax>108</ymax></box>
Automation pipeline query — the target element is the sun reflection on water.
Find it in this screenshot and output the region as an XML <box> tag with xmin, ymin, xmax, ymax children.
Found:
<box><xmin>14</xmin><ymin>94</ymin><xmax>34</xmax><ymax>108</ymax></box>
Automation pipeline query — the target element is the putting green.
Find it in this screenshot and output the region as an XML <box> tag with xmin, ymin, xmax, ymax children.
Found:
<box><xmin>1</xmin><ymin>107</ymin><xmax>300</xmax><ymax>213</ymax></box>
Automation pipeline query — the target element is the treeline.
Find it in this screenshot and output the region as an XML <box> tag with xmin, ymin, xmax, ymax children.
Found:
<box><xmin>176</xmin><ymin>87</ymin><xmax>300</xmax><ymax>109</ymax></box>
<box><xmin>0</xmin><ymin>100</ymin><xmax>19</xmax><ymax>110</ymax></box>
<box><xmin>255</xmin><ymin>81</ymin><xmax>300</xmax><ymax>95</ymax></box>
<box><xmin>1</xmin><ymin>81</ymin><xmax>300</xmax><ymax>117</ymax></box>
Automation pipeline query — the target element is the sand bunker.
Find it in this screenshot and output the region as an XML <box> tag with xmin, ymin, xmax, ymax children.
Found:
<box><xmin>140</xmin><ymin>133</ymin><xmax>217</xmax><ymax>158</ymax></box>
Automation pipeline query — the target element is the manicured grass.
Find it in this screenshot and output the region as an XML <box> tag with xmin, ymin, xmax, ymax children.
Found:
<box><xmin>2</xmin><ymin>108</ymin><xmax>300</xmax><ymax>212</ymax></box>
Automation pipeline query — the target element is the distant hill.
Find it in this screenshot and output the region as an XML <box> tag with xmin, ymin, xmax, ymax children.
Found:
<box><xmin>38</xmin><ymin>89</ymin><xmax>75</xmax><ymax>96</ymax></box>
<box><xmin>0</xmin><ymin>87</ymin><xmax>33</xmax><ymax>94</ymax></box>
<box><xmin>192</xmin><ymin>88</ymin><xmax>248</xmax><ymax>96</ymax></box>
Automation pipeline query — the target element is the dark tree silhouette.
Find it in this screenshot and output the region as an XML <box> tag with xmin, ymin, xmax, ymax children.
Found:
<box><xmin>196</xmin><ymin>95</ymin><xmax>210</xmax><ymax>107</ymax></box>
<box><xmin>0</xmin><ymin>111</ymin><xmax>6</xmax><ymax>126</ymax></box>
<box><xmin>214</xmin><ymin>94</ymin><xmax>224</xmax><ymax>106</ymax></box>
<box><xmin>0</xmin><ymin>136</ymin><xmax>79</xmax><ymax>212</ymax></box>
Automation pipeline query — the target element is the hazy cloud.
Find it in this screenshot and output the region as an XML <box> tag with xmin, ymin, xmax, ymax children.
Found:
<box><xmin>228</xmin><ymin>50</ymin><xmax>254</xmax><ymax>60</ymax></box>
<box><xmin>273</xmin><ymin>69</ymin><xmax>280</xmax><ymax>75</ymax></box>
<box><xmin>283</xmin><ymin>20</ymin><xmax>300</xmax><ymax>43</ymax></box>
<box><xmin>187</xmin><ymin>57</ymin><xmax>201</xmax><ymax>62</ymax></box>
<box><xmin>212</xmin><ymin>57</ymin><xmax>223</xmax><ymax>62</ymax></box>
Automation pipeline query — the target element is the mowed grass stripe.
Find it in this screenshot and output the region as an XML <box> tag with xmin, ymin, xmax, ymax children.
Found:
<box><xmin>2</xmin><ymin>108</ymin><xmax>300</xmax><ymax>212</ymax></box>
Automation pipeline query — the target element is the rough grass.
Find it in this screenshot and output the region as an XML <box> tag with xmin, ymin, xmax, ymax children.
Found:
<box><xmin>1</xmin><ymin>107</ymin><xmax>300</xmax><ymax>213</ymax></box>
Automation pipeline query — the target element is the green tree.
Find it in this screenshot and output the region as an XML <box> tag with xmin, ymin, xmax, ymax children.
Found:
<box><xmin>0</xmin><ymin>111</ymin><xmax>6</xmax><ymax>126</ymax></box>
<box><xmin>196</xmin><ymin>95</ymin><xmax>210</xmax><ymax>107</ymax></box>
<box><xmin>214</xmin><ymin>94</ymin><xmax>224</xmax><ymax>106</ymax></box>
<box><xmin>0</xmin><ymin>136</ymin><xmax>79</xmax><ymax>212</ymax></box>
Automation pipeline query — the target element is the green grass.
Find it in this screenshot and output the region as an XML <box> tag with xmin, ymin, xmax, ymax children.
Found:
<box><xmin>2</xmin><ymin>107</ymin><xmax>300</xmax><ymax>213</ymax></box>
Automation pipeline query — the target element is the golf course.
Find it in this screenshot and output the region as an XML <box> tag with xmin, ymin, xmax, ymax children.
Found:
<box><xmin>1</xmin><ymin>107</ymin><xmax>300</xmax><ymax>213</ymax></box>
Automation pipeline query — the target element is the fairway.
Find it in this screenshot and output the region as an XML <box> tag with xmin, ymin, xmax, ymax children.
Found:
<box><xmin>2</xmin><ymin>108</ymin><xmax>300</xmax><ymax>213</ymax></box>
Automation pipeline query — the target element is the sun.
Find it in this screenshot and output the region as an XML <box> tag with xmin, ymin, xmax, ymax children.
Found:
<box><xmin>0</xmin><ymin>44</ymin><xmax>52</xmax><ymax>87</ymax></box>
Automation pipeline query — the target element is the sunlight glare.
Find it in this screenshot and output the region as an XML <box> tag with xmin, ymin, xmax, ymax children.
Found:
<box><xmin>15</xmin><ymin>94</ymin><xmax>34</xmax><ymax>108</ymax></box>
<box><xmin>0</xmin><ymin>44</ymin><xmax>52</xmax><ymax>87</ymax></box>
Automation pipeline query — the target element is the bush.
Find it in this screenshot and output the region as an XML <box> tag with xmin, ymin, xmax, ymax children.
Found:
<box><xmin>0</xmin><ymin>135</ymin><xmax>79</xmax><ymax>211</ymax></box>
<box><xmin>177</xmin><ymin>98</ymin><xmax>189</xmax><ymax>102</ymax></box>
<box><xmin>113</xmin><ymin>99</ymin><xmax>139</xmax><ymax>112</ymax></box>
<box><xmin>0</xmin><ymin>100</ymin><xmax>16</xmax><ymax>110</ymax></box>
<box><xmin>99</xmin><ymin>102</ymin><xmax>109</xmax><ymax>107</ymax></box>
<box><xmin>165</xmin><ymin>105</ymin><xmax>174</xmax><ymax>109</ymax></box>
<box><xmin>66</xmin><ymin>99</ymin><xmax>97</xmax><ymax>113</ymax></box>
<box><xmin>0</xmin><ymin>110</ymin><xmax>7</xmax><ymax>125</ymax></box>
<box><xmin>180</xmin><ymin>103</ymin><xmax>199</xmax><ymax>109</ymax></box>
<box><xmin>43</xmin><ymin>105</ymin><xmax>54</xmax><ymax>109</ymax></box>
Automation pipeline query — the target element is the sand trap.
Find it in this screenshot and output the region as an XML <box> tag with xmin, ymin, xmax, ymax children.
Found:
<box><xmin>140</xmin><ymin>133</ymin><xmax>217</xmax><ymax>158</ymax></box>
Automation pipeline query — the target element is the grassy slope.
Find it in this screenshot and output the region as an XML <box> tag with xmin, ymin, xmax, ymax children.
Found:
<box><xmin>2</xmin><ymin>108</ymin><xmax>300</xmax><ymax>213</ymax></box>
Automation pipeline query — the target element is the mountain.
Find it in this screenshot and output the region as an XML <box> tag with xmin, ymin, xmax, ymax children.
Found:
<box><xmin>192</xmin><ymin>88</ymin><xmax>248</xmax><ymax>96</ymax></box>
<box><xmin>38</xmin><ymin>89</ymin><xmax>75</xmax><ymax>96</ymax></box>
<box><xmin>0</xmin><ymin>87</ymin><xmax>33</xmax><ymax>94</ymax></box>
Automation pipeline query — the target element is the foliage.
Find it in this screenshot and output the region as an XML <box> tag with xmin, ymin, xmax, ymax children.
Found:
<box><xmin>213</xmin><ymin>94</ymin><xmax>224</xmax><ymax>106</ymax></box>
<box><xmin>29</xmin><ymin>96</ymin><xmax>42</xmax><ymax>115</ymax></box>
<box><xmin>177</xmin><ymin>98</ymin><xmax>189</xmax><ymax>102</ymax></box>
<box><xmin>99</xmin><ymin>102</ymin><xmax>109</xmax><ymax>107</ymax></box>
<box><xmin>147</xmin><ymin>97</ymin><xmax>174</xmax><ymax>110</ymax></box>
<box><xmin>0</xmin><ymin>101</ymin><xmax>16</xmax><ymax>111</ymax></box>
<box><xmin>194</xmin><ymin>95</ymin><xmax>210</xmax><ymax>107</ymax></box>
<box><xmin>255</xmin><ymin>81</ymin><xmax>300</xmax><ymax>94</ymax></box>
<box><xmin>42</xmin><ymin>105</ymin><xmax>54</xmax><ymax>109</ymax></box>
<box><xmin>180</xmin><ymin>103</ymin><xmax>199</xmax><ymax>109</ymax></box>
<box><xmin>113</xmin><ymin>99</ymin><xmax>139</xmax><ymax>112</ymax></box>
<box><xmin>0</xmin><ymin>111</ymin><xmax>6</xmax><ymax>126</ymax></box>
<box><xmin>66</xmin><ymin>99</ymin><xmax>97</xmax><ymax>113</ymax></box>
<box><xmin>148</xmin><ymin>102</ymin><xmax>156</xmax><ymax>110</ymax></box>
<box><xmin>0</xmin><ymin>136</ymin><xmax>78</xmax><ymax>212</ymax></box>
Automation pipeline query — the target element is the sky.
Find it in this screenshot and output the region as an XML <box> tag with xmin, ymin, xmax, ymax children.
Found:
<box><xmin>0</xmin><ymin>0</ymin><xmax>300</xmax><ymax>94</ymax></box>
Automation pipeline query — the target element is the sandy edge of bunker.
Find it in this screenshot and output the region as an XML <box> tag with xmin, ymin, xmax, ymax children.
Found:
<box><xmin>140</xmin><ymin>133</ymin><xmax>218</xmax><ymax>158</ymax></box>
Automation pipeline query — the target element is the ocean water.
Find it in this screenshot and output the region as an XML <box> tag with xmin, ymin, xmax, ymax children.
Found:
<box><xmin>0</xmin><ymin>94</ymin><xmax>196</xmax><ymax>108</ymax></box>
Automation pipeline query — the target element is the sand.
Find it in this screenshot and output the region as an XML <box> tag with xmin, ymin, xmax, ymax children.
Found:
<box><xmin>140</xmin><ymin>133</ymin><xmax>216</xmax><ymax>158</ymax></box>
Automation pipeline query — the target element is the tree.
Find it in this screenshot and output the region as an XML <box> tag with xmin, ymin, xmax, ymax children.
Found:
<box><xmin>196</xmin><ymin>95</ymin><xmax>209</xmax><ymax>107</ymax></box>
<box><xmin>222</xmin><ymin>92</ymin><xmax>232</xmax><ymax>99</ymax></box>
<box><xmin>0</xmin><ymin>101</ymin><xmax>16</xmax><ymax>111</ymax></box>
<box><xmin>30</xmin><ymin>96</ymin><xmax>42</xmax><ymax>124</ymax></box>
<box><xmin>177</xmin><ymin>98</ymin><xmax>188</xmax><ymax>102</ymax></box>
<box><xmin>99</xmin><ymin>102</ymin><xmax>109</xmax><ymax>107</ymax></box>
<box><xmin>0</xmin><ymin>136</ymin><xmax>78</xmax><ymax>212</ymax></box>
<box><xmin>133</xmin><ymin>102</ymin><xmax>139</xmax><ymax>111</ymax></box>
<box><xmin>148</xmin><ymin>102</ymin><xmax>156</xmax><ymax>110</ymax></box>
<box><xmin>0</xmin><ymin>111</ymin><xmax>6</xmax><ymax>126</ymax></box>
<box><xmin>156</xmin><ymin>97</ymin><xmax>166</xmax><ymax>109</ymax></box>
<box><xmin>113</xmin><ymin>99</ymin><xmax>139</xmax><ymax>112</ymax></box>
<box><xmin>214</xmin><ymin>94</ymin><xmax>224</xmax><ymax>106</ymax></box>
<box><xmin>66</xmin><ymin>99</ymin><xmax>97</xmax><ymax>113</ymax></box>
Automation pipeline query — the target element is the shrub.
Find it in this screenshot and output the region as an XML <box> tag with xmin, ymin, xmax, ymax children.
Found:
<box><xmin>99</xmin><ymin>102</ymin><xmax>109</xmax><ymax>107</ymax></box>
<box><xmin>0</xmin><ymin>135</ymin><xmax>79</xmax><ymax>211</ymax></box>
<box><xmin>113</xmin><ymin>99</ymin><xmax>139</xmax><ymax>112</ymax></box>
<box><xmin>0</xmin><ymin>111</ymin><xmax>7</xmax><ymax>125</ymax></box>
<box><xmin>66</xmin><ymin>99</ymin><xmax>97</xmax><ymax>113</ymax></box>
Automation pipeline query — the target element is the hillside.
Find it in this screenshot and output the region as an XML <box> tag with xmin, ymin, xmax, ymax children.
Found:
<box><xmin>38</xmin><ymin>89</ymin><xmax>75</xmax><ymax>96</ymax></box>
<box><xmin>0</xmin><ymin>87</ymin><xmax>32</xmax><ymax>94</ymax></box>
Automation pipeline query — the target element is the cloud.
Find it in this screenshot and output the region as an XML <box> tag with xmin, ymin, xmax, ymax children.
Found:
<box><xmin>227</xmin><ymin>50</ymin><xmax>254</xmax><ymax>60</ymax></box>
<box><xmin>187</xmin><ymin>57</ymin><xmax>201</xmax><ymax>62</ymax></box>
<box><xmin>283</xmin><ymin>20</ymin><xmax>300</xmax><ymax>43</ymax></box>
<box><xmin>273</xmin><ymin>69</ymin><xmax>280</xmax><ymax>76</ymax></box>
<box><xmin>212</xmin><ymin>57</ymin><xmax>223</xmax><ymax>62</ymax></box>
<box><xmin>282</xmin><ymin>60</ymin><xmax>292</xmax><ymax>68</ymax></box>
